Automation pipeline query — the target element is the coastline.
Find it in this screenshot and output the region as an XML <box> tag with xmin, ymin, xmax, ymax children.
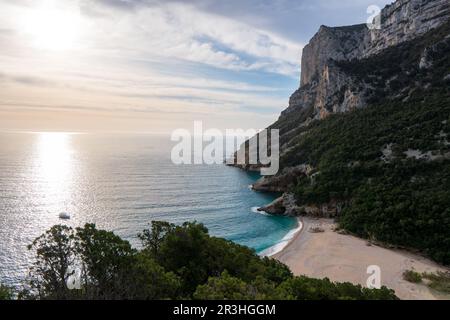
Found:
<box><xmin>273</xmin><ymin>217</ymin><xmax>450</xmax><ymax>300</ymax></box>
<box><xmin>259</xmin><ymin>217</ymin><xmax>303</xmax><ymax>257</ymax></box>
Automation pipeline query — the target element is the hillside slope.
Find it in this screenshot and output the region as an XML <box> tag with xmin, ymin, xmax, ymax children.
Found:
<box><xmin>236</xmin><ymin>1</ymin><xmax>450</xmax><ymax>264</ymax></box>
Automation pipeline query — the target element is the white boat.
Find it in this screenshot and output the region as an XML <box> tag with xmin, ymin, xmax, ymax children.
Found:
<box><xmin>59</xmin><ymin>212</ymin><xmax>71</xmax><ymax>220</ymax></box>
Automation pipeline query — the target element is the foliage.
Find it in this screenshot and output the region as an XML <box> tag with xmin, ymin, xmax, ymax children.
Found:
<box><xmin>144</xmin><ymin>221</ymin><xmax>292</xmax><ymax>295</ymax></box>
<box><xmin>25</xmin><ymin>223</ymin><xmax>181</xmax><ymax>300</ymax></box>
<box><xmin>75</xmin><ymin>223</ymin><xmax>137</xmax><ymax>299</ymax></box>
<box><xmin>26</xmin><ymin>225</ymin><xmax>78</xmax><ymax>299</ymax></box>
<box><xmin>277</xmin><ymin>276</ymin><xmax>396</xmax><ymax>300</ymax></box>
<box><xmin>138</xmin><ymin>221</ymin><xmax>173</xmax><ymax>256</ymax></box>
<box><xmin>272</xmin><ymin>23</ymin><xmax>450</xmax><ymax>264</ymax></box>
<box><xmin>402</xmin><ymin>270</ymin><xmax>450</xmax><ymax>294</ymax></box>
<box><xmin>193</xmin><ymin>272</ymin><xmax>277</xmax><ymax>300</ymax></box>
<box><xmin>280</xmin><ymin>88</ymin><xmax>450</xmax><ymax>264</ymax></box>
<box><xmin>402</xmin><ymin>270</ymin><xmax>422</xmax><ymax>283</ymax></box>
<box><xmin>21</xmin><ymin>221</ymin><xmax>397</xmax><ymax>300</ymax></box>
<box><xmin>336</xmin><ymin>20</ymin><xmax>450</xmax><ymax>105</ymax></box>
<box><xmin>0</xmin><ymin>284</ymin><xmax>13</xmax><ymax>300</ymax></box>
<box><xmin>123</xmin><ymin>253</ymin><xmax>181</xmax><ymax>300</ymax></box>
<box><xmin>422</xmin><ymin>271</ymin><xmax>450</xmax><ymax>294</ymax></box>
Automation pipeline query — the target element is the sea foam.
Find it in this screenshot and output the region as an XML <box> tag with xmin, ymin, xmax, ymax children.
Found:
<box><xmin>259</xmin><ymin>219</ymin><xmax>303</xmax><ymax>257</ymax></box>
<box><xmin>251</xmin><ymin>206</ymin><xmax>273</xmax><ymax>216</ymax></box>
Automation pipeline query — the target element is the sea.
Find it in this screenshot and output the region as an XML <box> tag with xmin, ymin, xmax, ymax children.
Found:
<box><xmin>0</xmin><ymin>132</ymin><xmax>298</xmax><ymax>287</ymax></box>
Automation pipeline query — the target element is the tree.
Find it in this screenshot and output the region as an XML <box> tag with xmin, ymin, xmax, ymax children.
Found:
<box><xmin>193</xmin><ymin>271</ymin><xmax>259</xmax><ymax>300</ymax></box>
<box><xmin>27</xmin><ymin>225</ymin><xmax>77</xmax><ymax>299</ymax></box>
<box><xmin>25</xmin><ymin>223</ymin><xmax>181</xmax><ymax>300</ymax></box>
<box><xmin>156</xmin><ymin>222</ymin><xmax>211</xmax><ymax>294</ymax></box>
<box><xmin>139</xmin><ymin>221</ymin><xmax>174</xmax><ymax>257</ymax></box>
<box><xmin>277</xmin><ymin>276</ymin><xmax>397</xmax><ymax>300</ymax></box>
<box><xmin>23</xmin><ymin>221</ymin><xmax>399</xmax><ymax>300</ymax></box>
<box><xmin>153</xmin><ymin>222</ymin><xmax>292</xmax><ymax>295</ymax></box>
<box><xmin>124</xmin><ymin>253</ymin><xmax>181</xmax><ymax>300</ymax></box>
<box><xmin>260</xmin><ymin>257</ymin><xmax>293</xmax><ymax>284</ymax></box>
<box><xmin>75</xmin><ymin>223</ymin><xmax>137</xmax><ymax>299</ymax></box>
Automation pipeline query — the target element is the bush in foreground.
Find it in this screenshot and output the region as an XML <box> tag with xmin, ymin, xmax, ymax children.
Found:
<box><xmin>0</xmin><ymin>284</ymin><xmax>13</xmax><ymax>300</ymax></box>
<box><xmin>19</xmin><ymin>222</ymin><xmax>397</xmax><ymax>300</ymax></box>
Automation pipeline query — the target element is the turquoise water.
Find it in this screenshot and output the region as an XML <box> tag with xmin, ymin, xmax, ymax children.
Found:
<box><xmin>0</xmin><ymin>132</ymin><xmax>297</xmax><ymax>286</ymax></box>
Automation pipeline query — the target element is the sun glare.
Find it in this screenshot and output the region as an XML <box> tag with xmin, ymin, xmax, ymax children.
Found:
<box><xmin>33</xmin><ymin>132</ymin><xmax>75</xmax><ymax>212</ymax></box>
<box><xmin>36</xmin><ymin>132</ymin><xmax>73</xmax><ymax>183</ymax></box>
<box><xmin>20</xmin><ymin>0</ymin><xmax>83</xmax><ymax>51</ymax></box>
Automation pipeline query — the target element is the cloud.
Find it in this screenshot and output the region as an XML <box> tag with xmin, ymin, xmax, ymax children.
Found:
<box><xmin>0</xmin><ymin>0</ymin><xmax>394</xmax><ymax>132</ymax></box>
<box><xmin>0</xmin><ymin>72</ymin><xmax>53</xmax><ymax>86</ymax></box>
<box><xmin>0</xmin><ymin>64</ymin><xmax>289</xmax><ymax>117</ymax></box>
<box><xmin>78</xmin><ymin>0</ymin><xmax>302</xmax><ymax>76</ymax></box>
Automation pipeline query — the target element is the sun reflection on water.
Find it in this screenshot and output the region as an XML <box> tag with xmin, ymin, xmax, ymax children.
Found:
<box><xmin>33</xmin><ymin>132</ymin><xmax>75</xmax><ymax>213</ymax></box>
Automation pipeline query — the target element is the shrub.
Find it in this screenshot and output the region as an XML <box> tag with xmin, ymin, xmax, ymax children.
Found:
<box><xmin>402</xmin><ymin>270</ymin><xmax>423</xmax><ymax>283</ymax></box>
<box><xmin>0</xmin><ymin>284</ymin><xmax>13</xmax><ymax>300</ymax></box>
<box><xmin>422</xmin><ymin>271</ymin><xmax>450</xmax><ymax>294</ymax></box>
<box><xmin>22</xmin><ymin>221</ymin><xmax>398</xmax><ymax>300</ymax></box>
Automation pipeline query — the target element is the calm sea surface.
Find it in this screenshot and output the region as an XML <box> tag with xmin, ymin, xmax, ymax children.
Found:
<box><xmin>0</xmin><ymin>132</ymin><xmax>297</xmax><ymax>286</ymax></box>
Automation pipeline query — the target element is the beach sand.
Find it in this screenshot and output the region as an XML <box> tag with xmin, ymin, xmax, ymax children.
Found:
<box><xmin>273</xmin><ymin>217</ymin><xmax>449</xmax><ymax>300</ymax></box>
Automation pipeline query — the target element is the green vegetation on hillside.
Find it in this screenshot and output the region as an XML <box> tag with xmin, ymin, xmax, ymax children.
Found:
<box><xmin>403</xmin><ymin>270</ymin><xmax>450</xmax><ymax>294</ymax></box>
<box><xmin>16</xmin><ymin>222</ymin><xmax>397</xmax><ymax>300</ymax></box>
<box><xmin>271</xmin><ymin>21</ymin><xmax>450</xmax><ymax>265</ymax></box>
<box><xmin>283</xmin><ymin>89</ymin><xmax>450</xmax><ymax>264</ymax></box>
<box><xmin>336</xmin><ymin>20</ymin><xmax>450</xmax><ymax>105</ymax></box>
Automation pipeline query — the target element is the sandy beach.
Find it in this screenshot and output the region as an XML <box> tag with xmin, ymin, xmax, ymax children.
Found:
<box><xmin>274</xmin><ymin>217</ymin><xmax>449</xmax><ymax>300</ymax></box>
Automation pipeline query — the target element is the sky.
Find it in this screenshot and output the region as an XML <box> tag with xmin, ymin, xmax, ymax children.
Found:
<box><xmin>0</xmin><ymin>0</ymin><xmax>392</xmax><ymax>133</ymax></box>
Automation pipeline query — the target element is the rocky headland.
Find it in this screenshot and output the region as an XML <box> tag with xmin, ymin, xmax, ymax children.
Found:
<box><xmin>235</xmin><ymin>0</ymin><xmax>450</xmax><ymax>218</ymax></box>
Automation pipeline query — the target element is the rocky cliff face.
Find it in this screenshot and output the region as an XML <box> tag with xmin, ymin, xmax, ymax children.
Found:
<box><xmin>283</xmin><ymin>0</ymin><xmax>450</xmax><ymax>121</ymax></box>
<box><xmin>248</xmin><ymin>0</ymin><xmax>450</xmax><ymax>217</ymax></box>
<box><xmin>300</xmin><ymin>24</ymin><xmax>368</xmax><ymax>87</ymax></box>
<box><xmin>366</xmin><ymin>0</ymin><xmax>450</xmax><ymax>56</ymax></box>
